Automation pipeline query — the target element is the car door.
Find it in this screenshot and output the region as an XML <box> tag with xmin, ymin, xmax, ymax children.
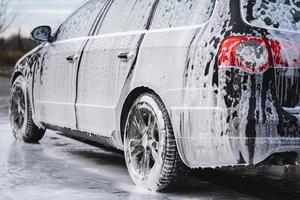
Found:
<box><xmin>76</xmin><ymin>0</ymin><xmax>157</xmax><ymax>136</ymax></box>
<box><xmin>34</xmin><ymin>0</ymin><xmax>108</xmax><ymax>129</ymax></box>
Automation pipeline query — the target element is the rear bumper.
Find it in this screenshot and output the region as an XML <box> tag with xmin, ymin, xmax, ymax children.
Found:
<box><xmin>170</xmin><ymin>107</ymin><xmax>300</xmax><ymax>168</ymax></box>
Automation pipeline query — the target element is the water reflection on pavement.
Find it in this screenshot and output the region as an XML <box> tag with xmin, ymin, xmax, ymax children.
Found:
<box><xmin>0</xmin><ymin>111</ymin><xmax>257</xmax><ymax>200</ymax></box>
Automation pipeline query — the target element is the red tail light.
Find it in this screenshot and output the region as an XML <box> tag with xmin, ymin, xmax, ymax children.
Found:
<box><xmin>219</xmin><ymin>36</ymin><xmax>300</xmax><ymax>73</ymax></box>
<box><xmin>269</xmin><ymin>39</ymin><xmax>300</xmax><ymax>68</ymax></box>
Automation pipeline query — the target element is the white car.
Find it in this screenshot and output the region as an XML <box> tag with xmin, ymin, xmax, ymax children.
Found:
<box><xmin>10</xmin><ymin>0</ymin><xmax>300</xmax><ymax>191</ymax></box>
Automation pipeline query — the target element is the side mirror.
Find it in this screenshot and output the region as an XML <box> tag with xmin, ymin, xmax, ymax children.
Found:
<box><xmin>31</xmin><ymin>26</ymin><xmax>53</xmax><ymax>42</ymax></box>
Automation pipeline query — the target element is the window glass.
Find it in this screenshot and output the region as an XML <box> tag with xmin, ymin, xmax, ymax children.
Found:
<box><xmin>241</xmin><ymin>0</ymin><xmax>300</xmax><ymax>32</ymax></box>
<box><xmin>56</xmin><ymin>0</ymin><xmax>107</xmax><ymax>41</ymax></box>
<box><xmin>96</xmin><ymin>0</ymin><xmax>155</xmax><ymax>35</ymax></box>
<box><xmin>150</xmin><ymin>0</ymin><xmax>216</xmax><ymax>29</ymax></box>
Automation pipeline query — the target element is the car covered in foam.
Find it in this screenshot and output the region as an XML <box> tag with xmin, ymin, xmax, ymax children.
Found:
<box><xmin>10</xmin><ymin>0</ymin><xmax>300</xmax><ymax>191</ymax></box>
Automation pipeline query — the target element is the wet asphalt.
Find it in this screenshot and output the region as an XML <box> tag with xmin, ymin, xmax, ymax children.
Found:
<box><xmin>0</xmin><ymin>76</ymin><xmax>299</xmax><ymax>200</ymax></box>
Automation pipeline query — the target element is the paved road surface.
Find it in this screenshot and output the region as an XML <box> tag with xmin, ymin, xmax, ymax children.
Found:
<box><xmin>1</xmin><ymin>76</ymin><xmax>299</xmax><ymax>200</ymax></box>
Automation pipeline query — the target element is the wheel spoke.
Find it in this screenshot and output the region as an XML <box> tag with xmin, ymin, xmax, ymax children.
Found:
<box><xmin>132</xmin><ymin>115</ymin><xmax>141</xmax><ymax>131</ymax></box>
<box><xmin>142</xmin><ymin>148</ymin><xmax>150</xmax><ymax>177</ymax></box>
<box><xmin>18</xmin><ymin>116</ymin><xmax>24</xmax><ymax>125</ymax></box>
<box><xmin>136</xmin><ymin>110</ymin><xmax>147</xmax><ymax>131</ymax></box>
<box><xmin>130</xmin><ymin>145</ymin><xmax>142</xmax><ymax>158</ymax></box>
<box><xmin>20</xmin><ymin>109</ymin><xmax>25</xmax><ymax>117</ymax></box>
<box><xmin>13</xmin><ymin>91</ymin><xmax>19</xmax><ymax>102</ymax></box>
<box><xmin>11</xmin><ymin>108</ymin><xmax>17</xmax><ymax>115</ymax></box>
<box><xmin>128</xmin><ymin>115</ymin><xmax>144</xmax><ymax>138</ymax></box>
<box><xmin>129</xmin><ymin>138</ymin><xmax>142</xmax><ymax>148</ymax></box>
<box><xmin>10</xmin><ymin>85</ymin><xmax>27</xmax><ymax>132</ymax></box>
<box><xmin>146</xmin><ymin>114</ymin><xmax>154</xmax><ymax>132</ymax></box>
<box><xmin>20</xmin><ymin>99</ymin><xmax>25</xmax><ymax>110</ymax></box>
<box><xmin>14</xmin><ymin>114</ymin><xmax>20</xmax><ymax>123</ymax></box>
<box><xmin>149</xmin><ymin>122</ymin><xmax>157</xmax><ymax>137</ymax></box>
<box><xmin>147</xmin><ymin>113</ymin><xmax>152</xmax><ymax>128</ymax></box>
<box><xmin>149</xmin><ymin>140</ymin><xmax>159</xmax><ymax>161</ymax></box>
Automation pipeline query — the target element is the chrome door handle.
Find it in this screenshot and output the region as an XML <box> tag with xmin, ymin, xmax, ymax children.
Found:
<box><xmin>66</xmin><ymin>55</ymin><xmax>79</xmax><ymax>63</ymax></box>
<box><xmin>117</xmin><ymin>52</ymin><xmax>135</xmax><ymax>62</ymax></box>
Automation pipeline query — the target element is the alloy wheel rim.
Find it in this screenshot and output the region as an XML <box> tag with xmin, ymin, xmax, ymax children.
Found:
<box><xmin>125</xmin><ymin>102</ymin><xmax>161</xmax><ymax>180</ymax></box>
<box><xmin>11</xmin><ymin>85</ymin><xmax>26</xmax><ymax>131</ymax></box>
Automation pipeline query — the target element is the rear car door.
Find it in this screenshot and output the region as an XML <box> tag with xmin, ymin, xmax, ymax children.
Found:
<box><xmin>76</xmin><ymin>0</ymin><xmax>157</xmax><ymax>136</ymax></box>
<box><xmin>34</xmin><ymin>0</ymin><xmax>107</xmax><ymax>129</ymax></box>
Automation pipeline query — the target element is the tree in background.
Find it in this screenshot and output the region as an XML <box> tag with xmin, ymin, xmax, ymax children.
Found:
<box><xmin>0</xmin><ymin>0</ymin><xmax>25</xmax><ymax>77</ymax></box>
<box><xmin>0</xmin><ymin>0</ymin><xmax>18</xmax><ymax>34</ymax></box>
<box><xmin>0</xmin><ymin>32</ymin><xmax>37</xmax><ymax>67</ymax></box>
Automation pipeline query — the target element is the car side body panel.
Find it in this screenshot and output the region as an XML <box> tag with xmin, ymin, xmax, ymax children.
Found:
<box><xmin>33</xmin><ymin>39</ymin><xmax>83</xmax><ymax>130</ymax></box>
<box><xmin>76</xmin><ymin>0</ymin><xmax>158</xmax><ymax>138</ymax></box>
<box><xmin>123</xmin><ymin>0</ymin><xmax>236</xmax><ymax>167</ymax></box>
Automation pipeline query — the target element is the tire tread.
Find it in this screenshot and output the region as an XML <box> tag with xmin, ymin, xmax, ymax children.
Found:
<box><xmin>146</xmin><ymin>93</ymin><xmax>190</xmax><ymax>192</ymax></box>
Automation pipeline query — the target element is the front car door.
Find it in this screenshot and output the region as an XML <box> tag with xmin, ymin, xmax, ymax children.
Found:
<box><xmin>76</xmin><ymin>0</ymin><xmax>157</xmax><ymax>136</ymax></box>
<box><xmin>34</xmin><ymin>0</ymin><xmax>108</xmax><ymax>129</ymax></box>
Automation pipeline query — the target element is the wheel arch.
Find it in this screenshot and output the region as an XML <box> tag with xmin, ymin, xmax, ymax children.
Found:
<box><xmin>11</xmin><ymin>71</ymin><xmax>24</xmax><ymax>86</ymax></box>
<box><xmin>120</xmin><ymin>86</ymin><xmax>156</xmax><ymax>143</ymax></box>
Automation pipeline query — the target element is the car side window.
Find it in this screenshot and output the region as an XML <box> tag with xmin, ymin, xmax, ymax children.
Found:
<box><xmin>56</xmin><ymin>0</ymin><xmax>107</xmax><ymax>41</ymax></box>
<box><xmin>96</xmin><ymin>0</ymin><xmax>155</xmax><ymax>35</ymax></box>
<box><xmin>242</xmin><ymin>0</ymin><xmax>300</xmax><ymax>32</ymax></box>
<box><xmin>150</xmin><ymin>0</ymin><xmax>216</xmax><ymax>29</ymax></box>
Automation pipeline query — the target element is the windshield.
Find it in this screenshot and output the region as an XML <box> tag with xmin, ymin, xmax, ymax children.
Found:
<box><xmin>241</xmin><ymin>0</ymin><xmax>300</xmax><ymax>32</ymax></box>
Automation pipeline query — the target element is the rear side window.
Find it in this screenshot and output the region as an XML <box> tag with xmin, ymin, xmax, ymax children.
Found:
<box><xmin>241</xmin><ymin>0</ymin><xmax>300</xmax><ymax>32</ymax></box>
<box><xmin>150</xmin><ymin>0</ymin><xmax>216</xmax><ymax>29</ymax></box>
<box><xmin>56</xmin><ymin>0</ymin><xmax>107</xmax><ymax>41</ymax></box>
<box><xmin>96</xmin><ymin>0</ymin><xmax>155</xmax><ymax>35</ymax></box>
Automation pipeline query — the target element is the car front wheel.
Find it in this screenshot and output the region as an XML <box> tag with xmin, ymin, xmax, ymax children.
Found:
<box><xmin>10</xmin><ymin>76</ymin><xmax>45</xmax><ymax>143</ymax></box>
<box><xmin>124</xmin><ymin>92</ymin><xmax>183</xmax><ymax>191</ymax></box>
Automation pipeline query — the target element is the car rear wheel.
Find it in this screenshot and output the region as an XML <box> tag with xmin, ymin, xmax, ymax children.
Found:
<box><xmin>124</xmin><ymin>92</ymin><xmax>183</xmax><ymax>191</ymax></box>
<box><xmin>10</xmin><ymin>76</ymin><xmax>45</xmax><ymax>143</ymax></box>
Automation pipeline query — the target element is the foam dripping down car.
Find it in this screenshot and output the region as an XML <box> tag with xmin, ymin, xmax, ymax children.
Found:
<box><xmin>9</xmin><ymin>0</ymin><xmax>300</xmax><ymax>191</ymax></box>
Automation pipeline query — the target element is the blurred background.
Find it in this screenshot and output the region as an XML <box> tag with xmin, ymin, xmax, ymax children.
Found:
<box><xmin>0</xmin><ymin>0</ymin><xmax>83</xmax><ymax>78</ymax></box>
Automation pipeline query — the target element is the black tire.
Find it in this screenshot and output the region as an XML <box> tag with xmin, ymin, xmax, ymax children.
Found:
<box><xmin>10</xmin><ymin>76</ymin><xmax>45</xmax><ymax>143</ymax></box>
<box><xmin>124</xmin><ymin>92</ymin><xmax>185</xmax><ymax>191</ymax></box>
